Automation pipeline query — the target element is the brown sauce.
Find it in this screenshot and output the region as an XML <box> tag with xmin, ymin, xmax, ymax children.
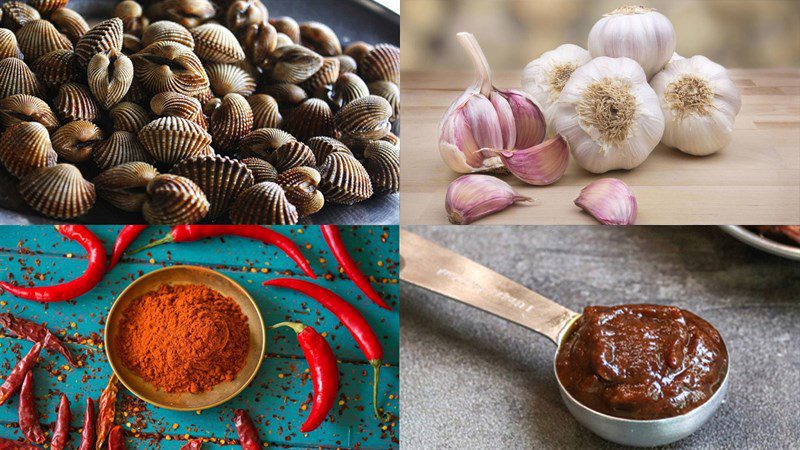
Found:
<box><xmin>555</xmin><ymin>304</ymin><xmax>727</xmax><ymax>420</ymax></box>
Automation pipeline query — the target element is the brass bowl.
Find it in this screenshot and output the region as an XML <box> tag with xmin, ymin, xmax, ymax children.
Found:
<box><xmin>104</xmin><ymin>265</ymin><xmax>266</xmax><ymax>411</ymax></box>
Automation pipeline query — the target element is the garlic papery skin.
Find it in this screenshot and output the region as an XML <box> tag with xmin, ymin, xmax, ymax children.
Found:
<box><xmin>438</xmin><ymin>32</ymin><xmax>546</xmax><ymax>173</ymax></box>
<box><xmin>650</xmin><ymin>55</ymin><xmax>742</xmax><ymax>156</ymax></box>
<box><xmin>574</xmin><ymin>178</ymin><xmax>637</xmax><ymax>225</ymax></box>
<box><xmin>445</xmin><ymin>174</ymin><xmax>532</xmax><ymax>224</ymax></box>
<box><xmin>588</xmin><ymin>5</ymin><xmax>676</xmax><ymax>80</ymax></box>
<box><xmin>522</xmin><ymin>44</ymin><xmax>591</xmax><ymax>131</ymax></box>
<box><xmin>490</xmin><ymin>135</ymin><xmax>570</xmax><ymax>186</ymax></box>
<box><xmin>553</xmin><ymin>56</ymin><xmax>665</xmax><ymax>174</ymax></box>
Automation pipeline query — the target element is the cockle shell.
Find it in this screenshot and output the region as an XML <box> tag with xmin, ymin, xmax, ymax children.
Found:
<box><xmin>344</xmin><ymin>41</ymin><xmax>373</xmax><ymax>66</ymax></box>
<box><xmin>363</xmin><ymin>140</ymin><xmax>400</xmax><ymax>193</ymax></box>
<box><xmin>191</xmin><ymin>23</ymin><xmax>244</xmax><ymax>63</ymax></box>
<box><xmin>240</xmin><ymin>21</ymin><xmax>277</xmax><ymax>68</ymax></box>
<box><xmin>263</xmin><ymin>44</ymin><xmax>323</xmax><ymax>83</ymax></box>
<box><xmin>369</xmin><ymin>81</ymin><xmax>400</xmax><ymax>122</ymax></box>
<box><xmin>247</xmin><ymin>94</ymin><xmax>281</xmax><ymax>129</ymax></box>
<box><xmin>300</xmin><ymin>57</ymin><xmax>340</xmax><ymax>94</ymax></box>
<box><xmin>122</xmin><ymin>33</ymin><xmax>142</xmax><ymax>54</ymax></box>
<box><xmin>93</xmin><ymin>130</ymin><xmax>152</xmax><ymax>170</ymax></box>
<box><xmin>209</xmin><ymin>93</ymin><xmax>253</xmax><ymax>152</ymax></box>
<box><xmin>307</xmin><ymin>136</ymin><xmax>352</xmax><ymax>163</ymax></box>
<box><xmin>0</xmin><ymin>95</ymin><xmax>58</xmax><ymax>132</ymax></box>
<box><xmin>51</xmin><ymin>120</ymin><xmax>104</xmax><ymax>163</ymax></box>
<box><xmin>141</xmin><ymin>20</ymin><xmax>193</xmax><ymax>49</ymax></box>
<box><xmin>93</xmin><ymin>161</ymin><xmax>158</xmax><ymax>212</ymax></box>
<box><xmin>276</xmin><ymin>166</ymin><xmax>323</xmax><ymax>216</ymax></box>
<box><xmin>300</xmin><ymin>21</ymin><xmax>341</xmax><ymax>56</ymax></box>
<box><xmin>259</xmin><ymin>83</ymin><xmax>307</xmax><ymax>110</ymax></box>
<box><xmin>138</xmin><ymin>116</ymin><xmax>212</xmax><ymax>165</ymax></box>
<box><xmin>206</xmin><ymin>63</ymin><xmax>256</xmax><ymax>97</ymax></box>
<box><xmin>114</xmin><ymin>1</ymin><xmax>148</xmax><ymax>36</ymax></box>
<box><xmin>360</xmin><ymin>43</ymin><xmax>400</xmax><ymax>84</ymax></box>
<box><xmin>132</xmin><ymin>41</ymin><xmax>209</xmax><ymax>97</ymax></box>
<box><xmin>334</xmin><ymin>95</ymin><xmax>392</xmax><ymax>140</ymax></box>
<box><xmin>335</xmin><ymin>54</ymin><xmax>357</xmax><ymax>74</ymax></box>
<box><xmin>150</xmin><ymin>91</ymin><xmax>205</xmax><ymax>127</ymax></box>
<box><xmin>334</xmin><ymin>72</ymin><xmax>370</xmax><ymax>107</ymax></box>
<box><xmin>342</xmin><ymin>132</ymin><xmax>399</xmax><ymax>159</ymax></box>
<box><xmin>30</xmin><ymin>49</ymin><xmax>81</xmax><ymax>91</ymax></box>
<box><xmin>19</xmin><ymin>163</ymin><xmax>96</xmax><ymax>219</ymax></box>
<box><xmin>238</xmin><ymin>127</ymin><xmax>295</xmax><ymax>161</ymax></box>
<box><xmin>122</xmin><ymin>77</ymin><xmax>148</xmax><ymax>103</ymax></box>
<box><xmin>0</xmin><ymin>57</ymin><xmax>44</xmax><ymax>98</ymax></box>
<box><xmin>110</xmin><ymin>101</ymin><xmax>151</xmax><ymax>133</ymax></box>
<box><xmin>142</xmin><ymin>173</ymin><xmax>209</xmax><ymax>224</ymax></box>
<box><xmin>274</xmin><ymin>140</ymin><xmax>316</xmax><ymax>172</ymax></box>
<box><xmin>0</xmin><ymin>28</ymin><xmax>23</xmax><ymax>59</ymax></box>
<box><xmin>28</xmin><ymin>0</ymin><xmax>68</xmax><ymax>17</ymax></box>
<box><xmin>54</xmin><ymin>83</ymin><xmax>99</xmax><ymax>122</ymax></box>
<box><xmin>274</xmin><ymin>32</ymin><xmax>293</xmax><ymax>49</ymax></box>
<box><xmin>74</xmin><ymin>18</ymin><xmax>123</xmax><ymax>68</ymax></box>
<box><xmin>16</xmin><ymin>19</ymin><xmax>72</xmax><ymax>62</ymax></box>
<box><xmin>150</xmin><ymin>0</ymin><xmax>216</xmax><ymax>29</ymax></box>
<box><xmin>318</xmin><ymin>151</ymin><xmax>373</xmax><ymax>205</ymax></box>
<box><xmin>88</xmin><ymin>52</ymin><xmax>134</xmax><ymax>109</ymax></box>
<box><xmin>229</xmin><ymin>181</ymin><xmax>298</xmax><ymax>225</ymax></box>
<box><xmin>1</xmin><ymin>2</ymin><xmax>40</xmax><ymax>32</ymax></box>
<box><xmin>225</xmin><ymin>0</ymin><xmax>267</xmax><ymax>33</ymax></box>
<box><xmin>240</xmin><ymin>157</ymin><xmax>277</xmax><ymax>183</ymax></box>
<box><xmin>172</xmin><ymin>154</ymin><xmax>254</xmax><ymax>219</ymax></box>
<box><xmin>50</xmin><ymin>8</ymin><xmax>90</xmax><ymax>44</ymax></box>
<box><xmin>0</xmin><ymin>121</ymin><xmax>56</xmax><ymax>178</ymax></box>
<box><xmin>269</xmin><ymin>16</ymin><xmax>300</xmax><ymax>44</ymax></box>
<box><xmin>283</xmin><ymin>98</ymin><xmax>335</xmax><ymax>143</ymax></box>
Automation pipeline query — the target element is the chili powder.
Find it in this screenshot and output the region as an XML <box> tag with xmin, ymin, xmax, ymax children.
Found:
<box><xmin>116</xmin><ymin>284</ymin><xmax>250</xmax><ymax>393</ymax></box>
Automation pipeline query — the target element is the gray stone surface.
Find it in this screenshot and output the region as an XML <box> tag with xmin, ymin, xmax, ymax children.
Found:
<box><xmin>400</xmin><ymin>226</ymin><xmax>800</xmax><ymax>449</ymax></box>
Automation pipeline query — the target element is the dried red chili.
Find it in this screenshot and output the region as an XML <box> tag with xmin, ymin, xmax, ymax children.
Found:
<box><xmin>321</xmin><ymin>225</ymin><xmax>391</xmax><ymax>310</ymax></box>
<box><xmin>0</xmin><ymin>438</ymin><xmax>38</xmax><ymax>449</ymax></box>
<box><xmin>180</xmin><ymin>438</ymin><xmax>203</xmax><ymax>450</ymax></box>
<box><xmin>108</xmin><ymin>225</ymin><xmax>147</xmax><ymax>271</ymax></box>
<box><xmin>271</xmin><ymin>322</ymin><xmax>338</xmax><ymax>432</ymax></box>
<box><xmin>18</xmin><ymin>371</ymin><xmax>45</xmax><ymax>444</ymax></box>
<box><xmin>0</xmin><ymin>313</ymin><xmax>77</xmax><ymax>366</ymax></box>
<box><xmin>263</xmin><ymin>278</ymin><xmax>390</xmax><ymax>421</ymax></box>
<box><xmin>107</xmin><ymin>426</ymin><xmax>125</xmax><ymax>450</ymax></box>
<box><xmin>233</xmin><ymin>409</ymin><xmax>261</xmax><ymax>450</ymax></box>
<box><xmin>95</xmin><ymin>375</ymin><xmax>118</xmax><ymax>450</ymax></box>
<box><xmin>0</xmin><ymin>225</ymin><xmax>107</xmax><ymax>302</ymax></box>
<box><xmin>78</xmin><ymin>398</ymin><xmax>96</xmax><ymax>450</ymax></box>
<box><xmin>129</xmin><ymin>225</ymin><xmax>316</xmax><ymax>278</ymax></box>
<box><xmin>0</xmin><ymin>339</ymin><xmax>44</xmax><ymax>406</ymax></box>
<box><xmin>50</xmin><ymin>394</ymin><xmax>71</xmax><ymax>450</ymax></box>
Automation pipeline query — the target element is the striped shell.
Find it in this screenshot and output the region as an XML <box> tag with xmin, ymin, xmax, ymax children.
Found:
<box><xmin>141</xmin><ymin>20</ymin><xmax>193</xmax><ymax>48</ymax></box>
<box><xmin>19</xmin><ymin>163</ymin><xmax>96</xmax><ymax>219</ymax></box>
<box><xmin>274</xmin><ymin>140</ymin><xmax>316</xmax><ymax>173</ymax></box>
<box><xmin>74</xmin><ymin>18</ymin><xmax>123</xmax><ymax>68</ymax></box>
<box><xmin>54</xmin><ymin>83</ymin><xmax>99</xmax><ymax>122</ymax></box>
<box><xmin>142</xmin><ymin>174</ymin><xmax>209</xmax><ymax>224</ymax></box>
<box><xmin>363</xmin><ymin>141</ymin><xmax>399</xmax><ymax>193</ymax></box>
<box><xmin>15</xmin><ymin>19</ymin><xmax>73</xmax><ymax>62</ymax></box>
<box><xmin>369</xmin><ymin>81</ymin><xmax>400</xmax><ymax>122</ymax></box>
<box><xmin>283</xmin><ymin>98</ymin><xmax>335</xmax><ymax>143</ymax></box>
<box><xmin>150</xmin><ymin>0</ymin><xmax>216</xmax><ymax>29</ymax></box>
<box><xmin>269</xmin><ymin>16</ymin><xmax>300</xmax><ymax>44</ymax></box>
<box><xmin>138</xmin><ymin>116</ymin><xmax>212</xmax><ymax>165</ymax></box>
<box><xmin>300</xmin><ymin>57</ymin><xmax>340</xmax><ymax>93</ymax></box>
<box><xmin>88</xmin><ymin>53</ymin><xmax>134</xmax><ymax>109</ymax></box>
<box><xmin>335</xmin><ymin>54</ymin><xmax>357</xmax><ymax>74</ymax></box>
<box><xmin>240</xmin><ymin>21</ymin><xmax>277</xmax><ymax>67</ymax></box>
<box><xmin>307</xmin><ymin>136</ymin><xmax>352</xmax><ymax>163</ymax></box>
<box><xmin>276</xmin><ymin>166</ymin><xmax>324</xmax><ymax>217</ymax></box>
<box><xmin>259</xmin><ymin>83</ymin><xmax>307</xmax><ymax>110</ymax></box>
<box><xmin>225</xmin><ymin>0</ymin><xmax>267</xmax><ymax>33</ymax></box>
<box><xmin>50</xmin><ymin>8</ymin><xmax>90</xmax><ymax>44</ymax></box>
<box><xmin>132</xmin><ymin>41</ymin><xmax>209</xmax><ymax>97</ymax></box>
<box><xmin>28</xmin><ymin>0</ymin><xmax>68</xmax><ymax>17</ymax></box>
<box><xmin>229</xmin><ymin>182</ymin><xmax>298</xmax><ymax>225</ymax></box>
<box><xmin>121</xmin><ymin>77</ymin><xmax>148</xmax><ymax>103</ymax></box>
<box><xmin>172</xmin><ymin>154</ymin><xmax>254</xmax><ymax>219</ymax></box>
<box><xmin>341</xmin><ymin>132</ymin><xmax>399</xmax><ymax>158</ymax></box>
<box><xmin>1</xmin><ymin>2</ymin><xmax>40</xmax><ymax>32</ymax></box>
<box><xmin>239</xmin><ymin>128</ymin><xmax>295</xmax><ymax>161</ymax></box>
<box><xmin>110</xmin><ymin>102</ymin><xmax>150</xmax><ymax>133</ymax></box>
<box><xmin>0</xmin><ymin>57</ymin><xmax>44</xmax><ymax>98</ymax></box>
<box><xmin>299</xmin><ymin>21</ymin><xmax>341</xmax><ymax>56</ymax></box>
<box><xmin>30</xmin><ymin>49</ymin><xmax>80</xmax><ymax>90</ymax></box>
<box><xmin>93</xmin><ymin>130</ymin><xmax>152</xmax><ymax>170</ymax></box>
<box><xmin>334</xmin><ymin>72</ymin><xmax>370</xmax><ymax>107</ymax></box>
<box><xmin>191</xmin><ymin>23</ymin><xmax>244</xmax><ymax>63</ymax></box>
<box><xmin>247</xmin><ymin>94</ymin><xmax>281</xmax><ymax>129</ymax></box>
<box><xmin>51</xmin><ymin>120</ymin><xmax>104</xmax><ymax>163</ymax></box>
<box><xmin>359</xmin><ymin>43</ymin><xmax>399</xmax><ymax>84</ymax></box>
<box><xmin>150</xmin><ymin>92</ymin><xmax>205</xmax><ymax>127</ymax></box>
<box><xmin>93</xmin><ymin>161</ymin><xmax>158</xmax><ymax>212</ymax></box>
<box><xmin>334</xmin><ymin>95</ymin><xmax>392</xmax><ymax>140</ymax></box>
<box><xmin>0</xmin><ymin>94</ymin><xmax>59</xmax><ymax>132</ymax></box>
<box><xmin>206</xmin><ymin>63</ymin><xmax>256</xmax><ymax>97</ymax></box>
<box><xmin>114</xmin><ymin>1</ymin><xmax>147</xmax><ymax>36</ymax></box>
<box><xmin>240</xmin><ymin>157</ymin><xmax>277</xmax><ymax>183</ymax></box>
<box><xmin>122</xmin><ymin>33</ymin><xmax>142</xmax><ymax>54</ymax></box>
<box><xmin>209</xmin><ymin>93</ymin><xmax>253</xmax><ymax>152</ymax></box>
<box><xmin>318</xmin><ymin>152</ymin><xmax>373</xmax><ymax>205</ymax></box>
<box><xmin>0</xmin><ymin>28</ymin><xmax>23</xmax><ymax>59</ymax></box>
<box><xmin>263</xmin><ymin>44</ymin><xmax>323</xmax><ymax>84</ymax></box>
<box><xmin>0</xmin><ymin>122</ymin><xmax>56</xmax><ymax>178</ymax></box>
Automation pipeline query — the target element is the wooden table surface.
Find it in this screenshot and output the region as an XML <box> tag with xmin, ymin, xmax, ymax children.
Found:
<box><xmin>401</xmin><ymin>69</ymin><xmax>800</xmax><ymax>225</ymax></box>
<box><xmin>0</xmin><ymin>226</ymin><xmax>399</xmax><ymax>449</ymax></box>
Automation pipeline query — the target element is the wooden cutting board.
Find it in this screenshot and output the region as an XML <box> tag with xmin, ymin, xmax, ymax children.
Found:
<box><xmin>401</xmin><ymin>69</ymin><xmax>800</xmax><ymax>225</ymax></box>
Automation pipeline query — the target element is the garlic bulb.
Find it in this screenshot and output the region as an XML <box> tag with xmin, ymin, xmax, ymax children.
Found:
<box><xmin>445</xmin><ymin>174</ymin><xmax>531</xmax><ymax>224</ymax></box>
<box><xmin>522</xmin><ymin>44</ymin><xmax>591</xmax><ymax>130</ymax></box>
<box><xmin>588</xmin><ymin>5</ymin><xmax>676</xmax><ymax>80</ymax></box>
<box><xmin>574</xmin><ymin>178</ymin><xmax>637</xmax><ymax>225</ymax></box>
<box><xmin>490</xmin><ymin>135</ymin><xmax>569</xmax><ymax>186</ymax></box>
<box><xmin>650</xmin><ymin>55</ymin><xmax>742</xmax><ymax>156</ymax></box>
<box><xmin>438</xmin><ymin>32</ymin><xmax>546</xmax><ymax>173</ymax></box>
<box><xmin>553</xmin><ymin>56</ymin><xmax>665</xmax><ymax>174</ymax></box>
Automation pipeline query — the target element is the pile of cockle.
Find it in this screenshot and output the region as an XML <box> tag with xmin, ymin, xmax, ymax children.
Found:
<box><xmin>0</xmin><ymin>0</ymin><xmax>400</xmax><ymax>224</ymax></box>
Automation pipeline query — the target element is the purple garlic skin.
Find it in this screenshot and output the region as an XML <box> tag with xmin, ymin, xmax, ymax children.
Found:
<box><xmin>445</xmin><ymin>174</ymin><xmax>531</xmax><ymax>225</ymax></box>
<box><xmin>574</xmin><ymin>178</ymin><xmax>637</xmax><ymax>225</ymax></box>
<box><xmin>492</xmin><ymin>135</ymin><xmax>569</xmax><ymax>186</ymax></box>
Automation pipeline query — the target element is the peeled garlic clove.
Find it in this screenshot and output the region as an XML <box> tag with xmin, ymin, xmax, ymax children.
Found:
<box><xmin>445</xmin><ymin>174</ymin><xmax>531</xmax><ymax>225</ymax></box>
<box><xmin>491</xmin><ymin>135</ymin><xmax>569</xmax><ymax>186</ymax></box>
<box><xmin>574</xmin><ymin>178</ymin><xmax>637</xmax><ymax>225</ymax></box>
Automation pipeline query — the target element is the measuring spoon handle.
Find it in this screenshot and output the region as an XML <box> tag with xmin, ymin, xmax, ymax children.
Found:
<box><xmin>400</xmin><ymin>230</ymin><xmax>579</xmax><ymax>344</ymax></box>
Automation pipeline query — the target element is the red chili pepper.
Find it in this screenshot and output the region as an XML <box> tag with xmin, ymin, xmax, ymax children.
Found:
<box><xmin>270</xmin><ymin>322</ymin><xmax>338</xmax><ymax>432</ymax></box>
<box><xmin>0</xmin><ymin>339</ymin><xmax>44</xmax><ymax>406</ymax></box>
<box><xmin>0</xmin><ymin>225</ymin><xmax>107</xmax><ymax>302</ymax></box>
<box><xmin>0</xmin><ymin>438</ymin><xmax>39</xmax><ymax>449</ymax></box>
<box><xmin>233</xmin><ymin>409</ymin><xmax>261</xmax><ymax>450</ymax></box>
<box><xmin>0</xmin><ymin>313</ymin><xmax>78</xmax><ymax>366</ymax></box>
<box><xmin>129</xmin><ymin>225</ymin><xmax>316</xmax><ymax>279</ymax></box>
<box><xmin>321</xmin><ymin>225</ymin><xmax>391</xmax><ymax>310</ymax></box>
<box><xmin>107</xmin><ymin>426</ymin><xmax>125</xmax><ymax>450</ymax></box>
<box><xmin>18</xmin><ymin>371</ymin><xmax>45</xmax><ymax>444</ymax></box>
<box><xmin>50</xmin><ymin>394</ymin><xmax>71</xmax><ymax>450</ymax></box>
<box><xmin>180</xmin><ymin>439</ymin><xmax>203</xmax><ymax>450</ymax></box>
<box><xmin>108</xmin><ymin>225</ymin><xmax>147</xmax><ymax>271</ymax></box>
<box><xmin>263</xmin><ymin>278</ymin><xmax>390</xmax><ymax>421</ymax></box>
<box><xmin>95</xmin><ymin>375</ymin><xmax>118</xmax><ymax>450</ymax></box>
<box><xmin>78</xmin><ymin>398</ymin><xmax>96</xmax><ymax>450</ymax></box>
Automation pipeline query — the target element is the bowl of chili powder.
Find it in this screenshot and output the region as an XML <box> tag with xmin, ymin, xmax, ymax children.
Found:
<box><xmin>105</xmin><ymin>265</ymin><xmax>266</xmax><ymax>410</ymax></box>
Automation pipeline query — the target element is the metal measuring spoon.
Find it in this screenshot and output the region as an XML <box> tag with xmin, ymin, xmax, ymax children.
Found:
<box><xmin>399</xmin><ymin>230</ymin><xmax>728</xmax><ymax>447</ymax></box>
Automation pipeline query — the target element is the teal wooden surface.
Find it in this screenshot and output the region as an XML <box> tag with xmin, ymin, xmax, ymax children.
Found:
<box><xmin>0</xmin><ymin>226</ymin><xmax>399</xmax><ymax>449</ymax></box>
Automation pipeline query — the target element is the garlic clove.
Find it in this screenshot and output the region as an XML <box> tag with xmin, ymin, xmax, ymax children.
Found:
<box><xmin>574</xmin><ymin>178</ymin><xmax>637</xmax><ymax>225</ymax></box>
<box><xmin>489</xmin><ymin>91</ymin><xmax>517</xmax><ymax>149</ymax></box>
<box><xmin>445</xmin><ymin>174</ymin><xmax>532</xmax><ymax>225</ymax></box>
<box><xmin>500</xmin><ymin>89</ymin><xmax>546</xmax><ymax>149</ymax></box>
<box><xmin>491</xmin><ymin>135</ymin><xmax>569</xmax><ymax>186</ymax></box>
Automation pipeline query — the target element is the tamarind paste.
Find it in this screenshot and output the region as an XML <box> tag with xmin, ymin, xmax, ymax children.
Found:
<box><xmin>117</xmin><ymin>284</ymin><xmax>250</xmax><ymax>393</ymax></box>
<box><xmin>555</xmin><ymin>304</ymin><xmax>727</xmax><ymax>420</ymax></box>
